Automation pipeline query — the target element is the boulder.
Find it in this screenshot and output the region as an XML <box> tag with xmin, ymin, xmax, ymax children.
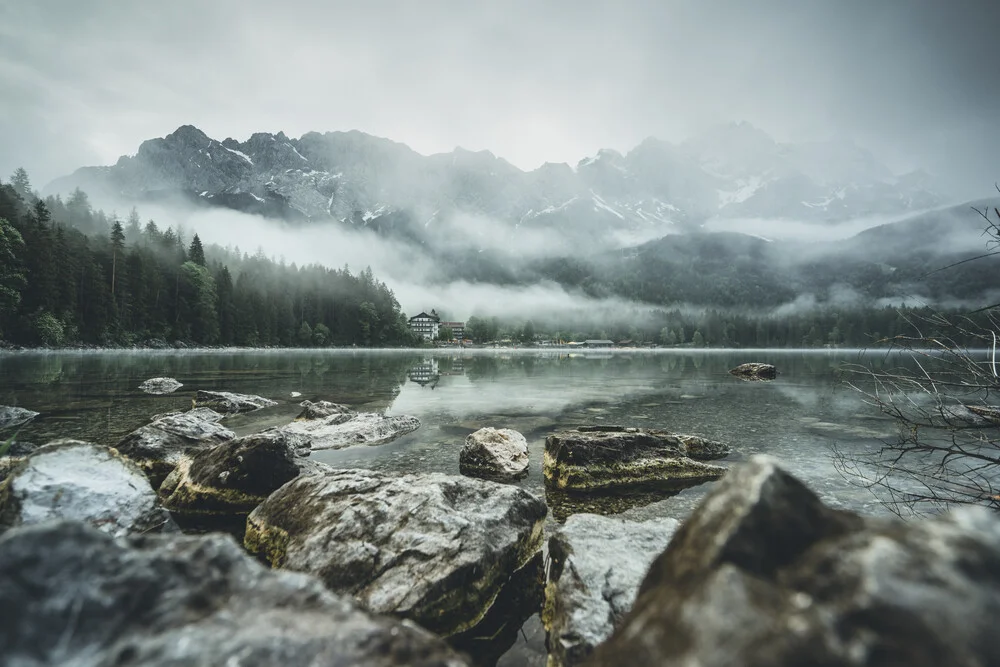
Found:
<box><xmin>543</xmin><ymin>514</ymin><xmax>679</xmax><ymax>667</ymax></box>
<box><xmin>460</xmin><ymin>427</ymin><xmax>529</xmax><ymax>481</ymax></box>
<box><xmin>158</xmin><ymin>430</ymin><xmax>324</xmax><ymax>517</ymax></box>
<box><xmin>0</xmin><ymin>521</ymin><xmax>470</xmax><ymax>667</ymax></box>
<box><xmin>0</xmin><ymin>440</ymin><xmax>38</xmax><ymax>482</ymax></box>
<box><xmin>590</xmin><ymin>455</ymin><xmax>1000</xmax><ymax>667</ymax></box>
<box><xmin>729</xmin><ymin>362</ymin><xmax>778</xmax><ymax>380</ymax></box>
<box><xmin>0</xmin><ymin>405</ymin><xmax>39</xmax><ymax>431</ymax></box>
<box><xmin>245</xmin><ymin>469</ymin><xmax>547</xmax><ymax>640</ymax></box>
<box><xmin>298</xmin><ymin>399</ymin><xmax>355</xmax><ymax>420</ymax></box>
<box><xmin>196</xmin><ymin>389</ymin><xmax>278</xmax><ymax>414</ymax></box>
<box><xmin>0</xmin><ymin>440</ymin><xmax>175</xmax><ymax>537</ymax></box>
<box><xmin>138</xmin><ymin>376</ymin><xmax>184</xmax><ymax>395</ymax></box>
<box><xmin>115</xmin><ymin>407</ymin><xmax>235</xmax><ymax>486</ymax></box>
<box><xmin>276</xmin><ymin>411</ymin><xmax>420</xmax><ymax>451</ymax></box>
<box><xmin>544</xmin><ymin>426</ymin><xmax>729</xmax><ymax>492</ymax></box>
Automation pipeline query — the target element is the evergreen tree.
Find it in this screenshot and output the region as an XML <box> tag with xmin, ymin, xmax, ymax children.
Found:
<box><xmin>188</xmin><ymin>233</ymin><xmax>206</xmax><ymax>266</ymax></box>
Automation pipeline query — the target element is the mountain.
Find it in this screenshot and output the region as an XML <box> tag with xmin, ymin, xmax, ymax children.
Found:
<box><xmin>46</xmin><ymin>123</ymin><xmax>947</xmax><ymax>247</ymax></box>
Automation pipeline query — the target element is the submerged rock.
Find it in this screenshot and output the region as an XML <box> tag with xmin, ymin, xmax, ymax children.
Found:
<box><xmin>0</xmin><ymin>405</ymin><xmax>39</xmax><ymax>431</ymax></box>
<box><xmin>729</xmin><ymin>362</ymin><xmax>778</xmax><ymax>381</ymax></box>
<box><xmin>460</xmin><ymin>427</ymin><xmax>529</xmax><ymax>481</ymax></box>
<box><xmin>544</xmin><ymin>514</ymin><xmax>679</xmax><ymax>667</ymax></box>
<box><xmin>0</xmin><ymin>521</ymin><xmax>470</xmax><ymax>667</ymax></box>
<box><xmin>297</xmin><ymin>399</ymin><xmax>355</xmax><ymax>420</ymax></box>
<box><xmin>0</xmin><ymin>440</ymin><xmax>175</xmax><ymax>537</ymax></box>
<box><xmin>246</xmin><ymin>468</ymin><xmax>547</xmax><ymax>640</ymax></box>
<box><xmin>196</xmin><ymin>389</ymin><xmax>278</xmax><ymax>414</ymax></box>
<box><xmin>590</xmin><ymin>455</ymin><xmax>1000</xmax><ymax>666</ymax></box>
<box><xmin>138</xmin><ymin>377</ymin><xmax>183</xmax><ymax>395</ymax></box>
<box><xmin>115</xmin><ymin>407</ymin><xmax>235</xmax><ymax>486</ymax></box>
<box><xmin>277</xmin><ymin>411</ymin><xmax>420</xmax><ymax>451</ymax></box>
<box><xmin>544</xmin><ymin>426</ymin><xmax>729</xmax><ymax>492</ymax></box>
<box><xmin>159</xmin><ymin>430</ymin><xmax>323</xmax><ymax>517</ymax></box>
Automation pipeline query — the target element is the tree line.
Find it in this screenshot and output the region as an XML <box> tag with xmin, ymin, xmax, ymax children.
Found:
<box><xmin>0</xmin><ymin>169</ymin><xmax>418</xmax><ymax>347</ymax></box>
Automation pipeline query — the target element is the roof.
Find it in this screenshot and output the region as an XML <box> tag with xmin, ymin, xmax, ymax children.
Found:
<box><xmin>584</xmin><ymin>339</ymin><xmax>615</xmax><ymax>345</ymax></box>
<box><xmin>409</xmin><ymin>312</ymin><xmax>438</xmax><ymax>321</ymax></box>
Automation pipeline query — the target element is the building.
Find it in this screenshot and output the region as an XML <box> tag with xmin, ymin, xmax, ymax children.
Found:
<box><xmin>439</xmin><ymin>321</ymin><xmax>465</xmax><ymax>341</ymax></box>
<box><xmin>584</xmin><ymin>339</ymin><xmax>614</xmax><ymax>348</ymax></box>
<box><xmin>408</xmin><ymin>311</ymin><xmax>440</xmax><ymax>340</ymax></box>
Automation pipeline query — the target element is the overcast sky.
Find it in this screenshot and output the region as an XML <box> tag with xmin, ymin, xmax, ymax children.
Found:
<box><xmin>1</xmin><ymin>0</ymin><xmax>997</xmax><ymax>198</ymax></box>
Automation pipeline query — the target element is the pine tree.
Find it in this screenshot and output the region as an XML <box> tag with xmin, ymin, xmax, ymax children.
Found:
<box><xmin>110</xmin><ymin>219</ymin><xmax>125</xmax><ymax>299</ymax></box>
<box><xmin>188</xmin><ymin>233</ymin><xmax>206</xmax><ymax>266</ymax></box>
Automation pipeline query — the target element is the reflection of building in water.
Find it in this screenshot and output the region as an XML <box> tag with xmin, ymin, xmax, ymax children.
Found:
<box><xmin>408</xmin><ymin>311</ymin><xmax>440</xmax><ymax>340</ymax></box>
<box><xmin>408</xmin><ymin>358</ymin><xmax>440</xmax><ymax>387</ymax></box>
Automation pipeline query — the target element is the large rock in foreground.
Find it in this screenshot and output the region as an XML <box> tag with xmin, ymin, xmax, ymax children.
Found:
<box><xmin>298</xmin><ymin>399</ymin><xmax>355</xmax><ymax>420</ymax></box>
<box><xmin>115</xmin><ymin>407</ymin><xmax>235</xmax><ymax>485</ymax></box>
<box><xmin>544</xmin><ymin>426</ymin><xmax>729</xmax><ymax>492</ymax></box>
<box><xmin>0</xmin><ymin>440</ymin><xmax>175</xmax><ymax>537</ymax></box>
<box><xmin>196</xmin><ymin>389</ymin><xmax>278</xmax><ymax>414</ymax></box>
<box><xmin>246</xmin><ymin>469</ymin><xmax>547</xmax><ymax>640</ymax></box>
<box><xmin>0</xmin><ymin>405</ymin><xmax>39</xmax><ymax>431</ymax></box>
<box><xmin>0</xmin><ymin>521</ymin><xmax>469</xmax><ymax>667</ymax></box>
<box><xmin>590</xmin><ymin>455</ymin><xmax>1000</xmax><ymax>666</ymax></box>
<box><xmin>138</xmin><ymin>377</ymin><xmax>183</xmax><ymax>394</ymax></box>
<box><xmin>276</xmin><ymin>411</ymin><xmax>421</xmax><ymax>451</ymax></box>
<box><xmin>729</xmin><ymin>362</ymin><xmax>777</xmax><ymax>380</ymax></box>
<box><xmin>460</xmin><ymin>427</ymin><xmax>529</xmax><ymax>481</ymax></box>
<box><xmin>543</xmin><ymin>513</ymin><xmax>679</xmax><ymax>667</ymax></box>
<box><xmin>159</xmin><ymin>430</ymin><xmax>324</xmax><ymax>517</ymax></box>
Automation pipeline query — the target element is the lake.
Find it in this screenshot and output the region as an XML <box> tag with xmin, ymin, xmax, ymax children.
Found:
<box><xmin>0</xmin><ymin>348</ymin><xmax>907</xmax><ymax>665</ymax></box>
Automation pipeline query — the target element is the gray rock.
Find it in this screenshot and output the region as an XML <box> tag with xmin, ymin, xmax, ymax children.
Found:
<box><xmin>590</xmin><ymin>455</ymin><xmax>1000</xmax><ymax>667</ymax></box>
<box><xmin>245</xmin><ymin>468</ymin><xmax>547</xmax><ymax>639</ymax></box>
<box><xmin>729</xmin><ymin>362</ymin><xmax>778</xmax><ymax>380</ymax></box>
<box><xmin>544</xmin><ymin>514</ymin><xmax>679</xmax><ymax>667</ymax></box>
<box><xmin>196</xmin><ymin>389</ymin><xmax>278</xmax><ymax>414</ymax></box>
<box><xmin>138</xmin><ymin>377</ymin><xmax>184</xmax><ymax>394</ymax></box>
<box><xmin>297</xmin><ymin>399</ymin><xmax>355</xmax><ymax>420</ymax></box>
<box><xmin>115</xmin><ymin>407</ymin><xmax>235</xmax><ymax>486</ymax></box>
<box><xmin>460</xmin><ymin>427</ymin><xmax>529</xmax><ymax>481</ymax></box>
<box><xmin>276</xmin><ymin>411</ymin><xmax>420</xmax><ymax>451</ymax></box>
<box><xmin>544</xmin><ymin>426</ymin><xmax>729</xmax><ymax>492</ymax></box>
<box><xmin>159</xmin><ymin>430</ymin><xmax>325</xmax><ymax>517</ymax></box>
<box><xmin>0</xmin><ymin>440</ymin><xmax>175</xmax><ymax>537</ymax></box>
<box><xmin>0</xmin><ymin>520</ymin><xmax>470</xmax><ymax>667</ymax></box>
<box><xmin>0</xmin><ymin>405</ymin><xmax>39</xmax><ymax>431</ymax></box>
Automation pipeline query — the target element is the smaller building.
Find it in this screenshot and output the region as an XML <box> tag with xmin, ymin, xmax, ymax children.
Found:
<box><xmin>408</xmin><ymin>311</ymin><xmax>440</xmax><ymax>340</ymax></box>
<box><xmin>439</xmin><ymin>321</ymin><xmax>465</xmax><ymax>341</ymax></box>
<box><xmin>584</xmin><ymin>339</ymin><xmax>614</xmax><ymax>348</ymax></box>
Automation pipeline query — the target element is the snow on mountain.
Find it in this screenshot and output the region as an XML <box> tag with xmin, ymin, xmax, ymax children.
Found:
<box><xmin>46</xmin><ymin>122</ymin><xmax>946</xmax><ymax>244</ymax></box>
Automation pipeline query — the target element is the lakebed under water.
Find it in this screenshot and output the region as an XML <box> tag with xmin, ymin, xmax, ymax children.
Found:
<box><xmin>0</xmin><ymin>348</ymin><xmax>907</xmax><ymax>665</ymax></box>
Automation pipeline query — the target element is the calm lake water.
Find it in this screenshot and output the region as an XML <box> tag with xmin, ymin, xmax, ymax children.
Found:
<box><xmin>0</xmin><ymin>348</ymin><xmax>901</xmax><ymax>516</ymax></box>
<box><xmin>0</xmin><ymin>348</ymin><xmax>909</xmax><ymax>665</ymax></box>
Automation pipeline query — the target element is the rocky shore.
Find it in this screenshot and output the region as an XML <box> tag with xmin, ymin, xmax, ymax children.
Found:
<box><xmin>3</xmin><ymin>388</ymin><xmax>1000</xmax><ymax>667</ymax></box>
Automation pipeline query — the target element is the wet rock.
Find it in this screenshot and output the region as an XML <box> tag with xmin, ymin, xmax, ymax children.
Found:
<box><xmin>138</xmin><ymin>376</ymin><xmax>183</xmax><ymax>395</ymax></box>
<box><xmin>277</xmin><ymin>411</ymin><xmax>420</xmax><ymax>451</ymax></box>
<box><xmin>0</xmin><ymin>521</ymin><xmax>470</xmax><ymax>667</ymax></box>
<box><xmin>590</xmin><ymin>455</ymin><xmax>1000</xmax><ymax>667</ymax></box>
<box><xmin>245</xmin><ymin>468</ymin><xmax>547</xmax><ymax>640</ymax></box>
<box><xmin>0</xmin><ymin>405</ymin><xmax>39</xmax><ymax>431</ymax></box>
<box><xmin>297</xmin><ymin>399</ymin><xmax>355</xmax><ymax>420</ymax></box>
<box><xmin>196</xmin><ymin>389</ymin><xmax>278</xmax><ymax>414</ymax></box>
<box><xmin>158</xmin><ymin>430</ymin><xmax>324</xmax><ymax>518</ymax></box>
<box><xmin>0</xmin><ymin>440</ymin><xmax>175</xmax><ymax>537</ymax></box>
<box><xmin>115</xmin><ymin>407</ymin><xmax>235</xmax><ymax>486</ymax></box>
<box><xmin>544</xmin><ymin>426</ymin><xmax>729</xmax><ymax>492</ymax></box>
<box><xmin>460</xmin><ymin>427</ymin><xmax>529</xmax><ymax>481</ymax></box>
<box><xmin>729</xmin><ymin>362</ymin><xmax>778</xmax><ymax>381</ymax></box>
<box><xmin>544</xmin><ymin>514</ymin><xmax>679</xmax><ymax>667</ymax></box>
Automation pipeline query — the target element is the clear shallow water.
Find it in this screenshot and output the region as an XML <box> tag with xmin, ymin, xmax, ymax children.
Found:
<box><xmin>0</xmin><ymin>348</ymin><xmax>901</xmax><ymax>518</ymax></box>
<box><xmin>0</xmin><ymin>348</ymin><xmax>907</xmax><ymax>666</ymax></box>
